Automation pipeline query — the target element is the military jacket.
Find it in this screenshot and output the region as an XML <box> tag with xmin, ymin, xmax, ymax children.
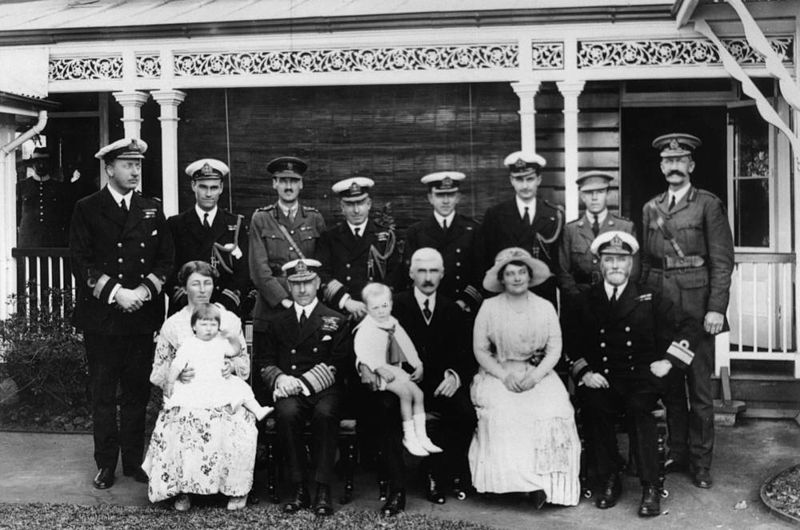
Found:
<box><xmin>249</xmin><ymin>203</ymin><xmax>325</xmax><ymax>329</ymax></box>
<box><xmin>565</xmin><ymin>282</ymin><xmax>700</xmax><ymax>382</ymax></box>
<box><xmin>640</xmin><ymin>186</ymin><xmax>734</xmax><ymax>316</ymax></box>
<box><xmin>69</xmin><ymin>187</ymin><xmax>174</xmax><ymax>335</ymax></box>
<box><xmin>16</xmin><ymin>177</ymin><xmax>68</xmax><ymax>247</ymax></box>
<box><xmin>256</xmin><ymin>302</ymin><xmax>351</xmax><ymax>391</ymax></box>
<box><xmin>167</xmin><ymin>207</ymin><xmax>248</xmax><ymax>314</ymax></box>
<box><xmin>316</xmin><ymin>219</ymin><xmax>401</xmax><ymax>308</ymax></box>
<box><xmin>400</xmin><ymin>213</ymin><xmax>483</xmax><ymax>310</ymax></box>
<box><xmin>557</xmin><ymin>212</ymin><xmax>637</xmax><ymax>298</ymax></box>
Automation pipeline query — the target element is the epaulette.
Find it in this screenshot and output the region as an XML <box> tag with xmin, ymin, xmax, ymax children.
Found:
<box><xmin>610</xmin><ymin>212</ymin><xmax>631</xmax><ymax>222</ymax></box>
<box><xmin>256</xmin><ymin>204</ymin><xmax>276</xmax><ymax>212</ymax></box>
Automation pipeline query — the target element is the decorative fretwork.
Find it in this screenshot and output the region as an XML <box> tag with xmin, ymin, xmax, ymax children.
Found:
<box><xmin>49</xmin><ymin>56</ymin><xmax>123</xmax><ymax>80</ymax></box>
<box><xmin>173</xmin><ymin>44</ymin><xmax>518</xmax><ymax>76</ymax></box>
<box><xmin>531</xmin><ymin>42</ymin><xmax>564</xmax><ymax>70</ymax></box>
<box><xmin>578</xmin><ymin>36</ymin><xmax>794</xmax><ymax>68</ymax></box>
<box><xmin>136</xmin><ymin>55</ymin><xmax>161</xmax><ymax>78</ymax></box>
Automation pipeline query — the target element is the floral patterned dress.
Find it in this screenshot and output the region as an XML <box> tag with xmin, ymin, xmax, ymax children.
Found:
<box><xmin>141</xmin><ymin>305</ymin><xmax>257</xmax><ymax>503</ymax></box>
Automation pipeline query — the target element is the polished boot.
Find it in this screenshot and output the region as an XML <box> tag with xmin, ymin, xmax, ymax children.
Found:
<box><xmin>283</xmin><ymin>482</ymin><xmax>310</xmax><ymax>513</ymax></box>
<box><xmin>638</xmin><ymin>484</ymin><xmax>661</xmax><ymax>517</ymax></box>
<box><xmin>426</xmin><ymin>473</ymin><xmax>445</xmax><ymax>504</ymax></box>
<box><xmin>692</xmin><ymin>467</ymin><xmax>713</xmax><ymax>489</ymax></box>
<box><xmin>452</xmin><ymin>477</ymin><xmax>468</xmax><ymax>501</ymax></box>
<box><xmin>594</xmin><ymin>473</ymin><xmax>621</xmax><ymax>509</ymax></box>
<box><xmin>381</xmin><ymin>489</ymin><xmax>406</xmax><ymax>517</ymax></box>
<box><xmin>93</xmin><ymin>467</ymin><xmax>115</xmax><ymax>490</ymax></box>
<box><xmin>313</xmin><ymin>483</ymin><xmax>333</xmax><ymax>516</ymax></box>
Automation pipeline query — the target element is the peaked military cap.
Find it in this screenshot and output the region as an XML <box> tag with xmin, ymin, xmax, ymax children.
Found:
<box><xmin>95</xmin><ymin>138</ymin><xmax>148</xmax><ymax>163</ymax></box>
<box><xmin>590</xmin><ymin>230</ymin><xmax>639</xmax><ymax>257</ymax></box>
<box><xmin>185</xmin><ymin>158</ymin><xmax>229</xmax><ymax>181</ymax></box>
<box><xmin>282</xmin><ymin>258</ymin><xmax>322</xmax><ymax>282</ymax></box>
<box><xmin>652</xmin><ymin>133</ymin><xmax>701</xmax><ymax>158</ymax></box>
<box><xmin>332</xmin><ymin>177</ymin><xmax>374</xmax><ymax>202</ymax></box>
<box><xmin>576</xmin><ymin>170</ymin><xmax>614</xmax><ymax>192</ymax></box>
<box><xmin>503</xmin><ymin>150</ymin><xmax>546</xmax><ymax>177</ymax></box>
<box><xmin>24</xmin><ymin>147</ymin><xmax>50</xmax><ymax>164</ymax></box>
<box><xmin>421</xmin><ymin>171</ymin><xmax>465</xmax><ymax>194</ymax></box>
<box><xmin>267</xmin><ymin>156</ymin><xmax>307</xmax><ymax>179</ymax></box>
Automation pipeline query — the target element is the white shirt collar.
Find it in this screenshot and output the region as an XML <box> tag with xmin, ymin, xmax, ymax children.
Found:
<box><xmin>604</xmin><ymin>280</ymin><xmax>628</xmax><ymax>300</ymax></box>
<box><xmin>669</xmin><ymin>184</ymin><xmax>691</xmax><ymax>206</ymax></box>
<box><xmin>585</xmin><ymin>209</ymin><xmax>608</xmax><ymax>225</ymax></box>
<box><xmin>347</xmin><ymin>220</ymin><xmax>368</xmax><ymax>236</ymax></box>
<box><xmin>433</xmin><ymin>211</ymin><xmax>455</xmax><ymax>229</ymax></box>
<box><xmin>294</xmin><ymin>298</ymin><xmax>318</xmax><ymax>321</ymax></box>
<box><xmin>278</xmin><ymin>200</ymin><xmax>298</xmax><ymax>218</ymax></box>
<box><xmin>195</xmin><ymin>204</ymin><xmax>218</xmax><ymax>225</ymax></box>
<box><xmin>515</xmin><ymin>195</ymin><xmax>536</xmax><ymax>221</ymax></box>
<box><xmin>413</xmin><ymin>287</ymin><xmax>436</xmax><ymax>313</ymax></box>
<box><xmin>107</xmin><ymin>186</ymin><xmax>133</xmax><ymax>206</ymax></box>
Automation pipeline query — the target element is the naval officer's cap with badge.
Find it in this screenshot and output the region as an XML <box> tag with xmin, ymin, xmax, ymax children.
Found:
<box><xmin>503</xmin><ymin>150</ymin><xmax>547</xmax><ymax>177</ymax></box>
<box><xmin>94</xmin><ymin>138</ymin><xmax>148</xmax><ymax>163</ymax></box>
<box><xmin>282</xmin><ymin>258</ymin><xmax>322</xmax><ymax>282</ymax></box>
<box><xmin>590</xmin><ymin>230</ymin><xmax>639</xmax><ymax>257</ymax></box>
<box><xmin>651</xmin><ymin>133</ymin><xmax>701</xmax><ymax>158</ymax></box>
<box><xmin>421</xmin><ymin>171</ymin><xmax>465</xmax><ymax>195</ymax></box>
<box><xmin>332</xmin><ymin>177</ymin><xmax>374</xmax><ymax>202</ymax></box>
<box><xmin>267</xmin><ymin>156</ymin><xmax>308</xmax><ymax>179</ymax></box>
<box><xmin>576</xmin><ymin>170</ymin><xmax>614</xmax><ymax>192</ymax></box>
<box><xmin>185</xmin><ymin>158</ymin><xmax>229</xmax><ymax>181</ymax></box>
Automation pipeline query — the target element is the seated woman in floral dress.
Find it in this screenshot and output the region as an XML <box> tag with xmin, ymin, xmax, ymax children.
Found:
<box><xmin>142</xmin><ymin>260</ymin><xmax>257</xmax><ymax>511</ymax></box>
<box><xmin>468</xmin><ymin>248</ymin><xmax>581</xmax><ymax>508</ymax></box>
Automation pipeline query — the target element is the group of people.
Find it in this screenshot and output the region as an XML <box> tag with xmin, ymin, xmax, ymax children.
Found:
<box><xmin>67</xmin><ymin>129</ymin><xmax>733</xmax><ymax>519</ymax></box>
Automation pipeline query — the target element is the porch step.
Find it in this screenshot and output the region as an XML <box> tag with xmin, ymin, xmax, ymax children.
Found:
<box><xmin>711</xmin><ymin>361</ymin><xmax>800</xmax><ymax>423</ymax></box>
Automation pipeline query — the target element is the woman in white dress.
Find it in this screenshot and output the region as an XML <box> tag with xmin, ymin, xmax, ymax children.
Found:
<box><xmin>469</xmin><ymin>247</ymin><xmax>581</xmax><ymax>507</ymax></box>
<box><xmin>142</xmin><ymin>260</ymin><xmax>257</xmax><ymax>512</ymax></box>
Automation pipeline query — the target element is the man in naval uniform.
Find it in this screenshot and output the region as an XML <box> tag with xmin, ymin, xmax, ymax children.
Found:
<box><xmin>69</xmin><ymin>138</ymin><xmax>174</xmax><ymax>490</ymax></box>
<box><xmin>557</xmin><ymin>171</ymin><xmax>637</xmax><ymax>303</ymax></box>
<box><xmin>640</xmin><ymin>133</ymin><xmax>734</xmax><ymax>489</ymax></box>
<box><xmin>167</xmin><ymin>158</ymin><xmax>248</xmax><ymax>315</ymax></box>
<box><xmin>480</xmin><ymin>151</ymin><xmax>564</xmax><ymax>307</ymax></box>
<box><xmin>17</xmin><ymin>147</ymin><xmax>68</xmax><ymax>247</ymax></box>
<box><xmin>566</xmin><ymin>231</ymin><xmax>700</xmax><ymax>517</ymax></box>
<box><xmin>399</xmin><ymin>171</ymin><xmax>483</xmax><ymax>313</ymax></box>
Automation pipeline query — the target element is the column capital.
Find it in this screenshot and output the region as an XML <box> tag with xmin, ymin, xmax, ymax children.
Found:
<box><xmin>556</xmin><ymin>80</ymin><xmax>586</xmax><ymax>99</ymax></box>
<box><xmin>151</xmin><ymin>89</ymin><xmax>187</xmax><ymax>107</ymax></box>
<box><xmin>113</xmin><ymin>90</ymin><xmax>149</xmax><ymax>107</ymax></box>
<box><xmin>511</xmin><ymin>80</ymin><xmax>542</xmax><ymax>98</ymax></box>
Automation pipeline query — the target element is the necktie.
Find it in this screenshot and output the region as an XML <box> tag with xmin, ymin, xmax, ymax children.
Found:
<box><xmin>610</xmin><ymin>286</ymin><xmax>618</xmax><ymax>305</ymax></box>
<box><xmin>354</xmin><ymin>227</ymin><xmax>361</xmax><ymax>238</ymax></box>
<box><xmin>422</xmin><ymin>299</ymin><xmax>432</xmax><ymax>322</ymax></box>
<box><xmin>522</xmin><ymin>206</ymin><xmax>531</xmax><ymax>226</ymax></box>
<box><xmin>120</xmin><ymin>198</ymin><xmax>128</xmax><ymax>212</ymax></box>
<box><xmin>203</xmin><ymin>212</ymin><xmax>210</xmax><ymax>229</ymax></box>
<box><xmin>288</xmin><ymin>208</ymin><xmax>296</xmax><ymax>223</ymax></box>
<box><xmin>591</xmin><ymin>214</ymin><xmax>600</xmax><ymax>237</ymax></box>
<box><xmin>299</xmin><ymin>310</ymin><xmax>307</xmax><ymax>327</ymax></box>
<box><xmin>669</xmin><ymin>195</ymin><xmax>676</xmax><ymax>211</ymax></box>
<box><xmin>442</xmin><ymin>219</ymin><xmax>448</xmax><ymax>231</ymax></box>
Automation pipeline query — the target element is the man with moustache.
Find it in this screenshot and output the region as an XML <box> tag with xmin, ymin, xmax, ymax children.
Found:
<box><xmin>640</xmin><ymin>133</ymin><xmax>734</xmax><ymax>489</ymax></box>
<box><xmin>480</xmin><ymin>151</ymin><xmax>563</xmax><ymax>307</ymax></box>
<box><xmin>557</xmin><ymin>171</ymin><xmax>636</xmax><ymax>303</ymax></box>
<box><xmin>400</xmin><ymin>172</ymin><xmax>483</xmax><ymax>313</ymax></box>
<box><xmin>17</xmin><ymin>147</ymin><xmax>68</xmax><ymax>247</ymax></box>
<box><xmin>167</xmin><ymin>158</ymin><xmax>248</xmax><ymax>315</ymax></box>
<box><xmin>69</xmin><ymin>138</ymin><xmax>173</xmax><ymax>489</ymax></box>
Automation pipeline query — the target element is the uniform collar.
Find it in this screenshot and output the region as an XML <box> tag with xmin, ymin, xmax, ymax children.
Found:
<box><xmin>107</xmin><ymin>186</ymin><xmax>133</xmax><ymax>206</ymax></box>
<box><xmin>669</xmin><ymin>183</ymin><xmax>691</xmax><ymax>205</ymax></box>
<box><xmin>585</xmin><ymin>209</ymin><xmax>608</xmax><ymax>225</ymax></box>
<box><xmin>294</xmin><ymin>298</ymin><xmax>318</xmax><ymax>321</ymax></box>
<box><xmin>604</xmin><ymin>280</ymin><xmax>628</xmax><ymax>300</ymax></box>
<box><xmin>347</xmin><ymin>220</ymin><xmax>368</xmax><ymax>236</ymax></box>
<box><xmin>515</xmin><ymin>195</ymin><xmax>536</xmax><ymax>220</ymax></box>
<box><xmin>278</xmin><ymin>200</ymin><xmax>298</xmax><ymax>218</ymax></box>
<box><xmin>195</xmin><ymin>204</ymin><xmax>218</xmax><ymax>225</ymax></box>
<box><xmin>433</xmin><ymin>211</ymin><xmax>455</xmax><ymax>228</ymax></box>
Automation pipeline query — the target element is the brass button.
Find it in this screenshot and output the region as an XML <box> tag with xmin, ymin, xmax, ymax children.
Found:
<box><xmin>456</xmin><ymin>262</ymin><xmax>461</xmax><ymax>267</ymax></box>
<box><xmin>140</xmin><ymin>242</ymin><xmax>145</xmax><ymax>248</ymax></box>
<box><xmin>118</xmin><ymin>258</ymin><xmax>123</xmax><ymax>263</ymax></box>
<box><xmin>117</xmin><ymin>243</ymin><xmax>123</xmax><ymax>248</ymax></box>
<box><xmin>290</xmin><ymin>349</ymin><xmax>296</xmax><ymax>354</ymax></box>
<box><xmin>602</xmin><ymin>357</ymin><xmax>608</xmax><ymax>362</ymax></box>
<box><xmin>625</xmin><ymin>326</ymin><xmax>631</xmax><ymax>332</ymax></box>
<box><xmin>600</xmin><ymin>342</ymin><xmax>606</xmax><ymax>348</ymax></box>
<box><xmin>140</xmin><ymin>258</ymin><xmax>145</xmax><ymax>264</ymax></box>
<box><xmin>604</xmin><ymin>369</ymin><xmax>609</xmax><ymax>374</ymax></box>
<box><xmin>626</xmin><ymin>341</ymin><xmax>632</xmax><ymax>346</ymax></box>
<box><xmin>456</xmin><ymin>249</ymin><xmax>461</xmax><ymax>253</ymax></box>
<box><xmin>312</xmin><ymin>347</ymin><xmax>318</xmax><ymax>353</ymax></box>
<box><xmin>346</xmin><ymin>264</ymin><xmax>351</xmax><ymax>269</ymax></box>
<box><xmin>600</xmin><ymin>329</ymin><xmax>605</xmax><ymax>334</ymax></box>
<box><xmin>118</xmin><ymin>274</ymin><xmax>123</xmax><ymax>279</ymax></box>
<box><xmin>291</xmin><ymin>365</ymin><xmax>296</xmax><ymax>370</ymax></box>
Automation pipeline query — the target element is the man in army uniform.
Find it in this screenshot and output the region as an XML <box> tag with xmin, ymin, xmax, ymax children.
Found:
<box><xmin>566</xmin><ymin>231</ymin><xmax>699</xmax><ymax>517</ymax></box>
<box><xmin>17</xmin><ymin>147</ymin><xmax>68</xmax><ymax>247</ymax></box>
<box><xmin>400</xmin><ymin>172</ymin><xmax>483</xmax><ymax>313</ymax></box>
<box><xmin>480</xmin><ymin>151</ymin><xmax>564</xmax><ymax>307</ymax></box>
<box><xmin>69</xmin><ymin>138</ymin><xmax>174</xmax><ymax>490</ymax></box>
<box><xmin>255</xmin><ymin>259</ymin><xmax>350</xmax><ymax>517</ymax></box>
<box><xmin>316</xmin><ymin>177</ymin><xmax>401</xmax><ymax>317</ymax></box>
<box><xmin>249</xmin><ymin>156</ymin><xmax>325</xmax><ymax>396</ymax></box>
<box><xmin>640</xmin><ymin>133</ymin><xmax>734</xmax><ymax>489</ymax></box>
<box><xmin>167</xmin><ymin>158</ymin><xmax>248</xmax><ymax>315</ymax></box>
<box><xmin>557</xmin><ymin>171</ymin><xmax>636</xmax><ymax>302</ymax></box>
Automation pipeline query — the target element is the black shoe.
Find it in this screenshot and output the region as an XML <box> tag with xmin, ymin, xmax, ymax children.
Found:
<box><xmin>638</xmin><ymin>484</ymin><xmax>661</xmax><ymax>517</ymax></box>
<box><xmin>378</xmin><ymin>479</ymin><xmax>389</xmax><ymax>501</ymax></box>
<box><xmin>313</xmin><ymin>483</ymin><xmax>333</xmax><ymax>516</ymax></box>
<box><xmin>426</xmin><ymin>474</ymin><xmax>445</xmax><ymax>504</ymax></box>
<box><xmin>452</xmin><ymin>477</ymin><xmax>468</xmax><ymax>501</ymax></box>
<box><xmin>93</xmin><ymin>467</ymin><xmax>115</xmax><ymax>490</ymax></box>
<box><xmin>283</xmin><ymin>483</ymin><xmax>310</xmax><ymax>513</ymax></box>
<box><xmin>692</xmin><ymin>467</ymin><xmax>713</xmax><ymax>489</ymax></box>
<box><xmin>594</xmin><ymin>473</ymin><xmax>621</xmax><ymax>509</ymax></box>
<box><xmin>529</xmin><ymin>489</ymin><xmax>547</xmax><ymax>510</ymax></box>
<box><xmin>664</xmin><ymin>457</ymin><xmax>689</xmax><ymax>474</ymax></box>
<box><xmin>123</xmin><ymin>468</ymin><xmax>148</xmax><ymax>484</ymax></box>
<box><xmin>381</xmin><ymin>489</ymin><xmax>406</xmax><ymax>517</ymax></box>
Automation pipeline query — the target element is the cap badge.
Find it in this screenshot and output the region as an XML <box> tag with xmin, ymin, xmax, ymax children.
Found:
<box><xmin>610</xmin><ymin>235</ymin><xmax>624</xmax><ymax>249</ymax></box>
<box><xmin>285</xmin><ymin>162</ymin><xmax>294</xmax><ymax>171</ymax></box>
<box><xmin>200</xmin><ymin>163</ymin><xmax>215</xmax><ymax>176</ymax></box>
<box><xmin>349</xmin><ymin>182</ymin><xmax>360</xmax><ymax>195</ymax></box>
<box><xmin>669</xmin><ymin>139</ymin><xmax>680</xmax><ymax>150</ymax></box>
<box><xmin>514</xmin><ymin>158</ymin><xmax>527</xmax><ymax>170</ymax></box>
<box><xmin>441</xmin><ymin>177</ymin><xmax>453</xmax><ymax>189</ymax></box>
<box><xmin>295</xmin><ymin>261</ymin><xmax>308</xmax><ymax>274</ymax></box>
<box><xmin>128</xmin><ymin>140</ymin><xmax>140</xmax><ymax>152</ymax></box>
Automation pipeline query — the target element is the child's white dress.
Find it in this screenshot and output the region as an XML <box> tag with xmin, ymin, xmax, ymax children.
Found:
<box><xmin>354</xmin><ymin>314</ymin><xmax>421</xmax><ymax>390</ymax></box>
<box><xmin>166</xmin><ymin>335</ymin><xmax>255</xmax><ymax>410</ymax></box>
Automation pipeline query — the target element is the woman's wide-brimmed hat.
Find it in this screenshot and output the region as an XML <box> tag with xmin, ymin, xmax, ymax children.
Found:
<box><xmin>482</xmin><ymin>247</ymin><xmax>552</xmax><ymax>293</ymax></box>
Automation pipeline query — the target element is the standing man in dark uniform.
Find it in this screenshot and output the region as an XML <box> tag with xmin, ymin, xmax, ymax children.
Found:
<box><xmin>566</xmin><ymin>231</ymin><xmax>700</xmax><ymax>517</ymax></box>
<box><xmin>480</xmin><ymin>151</ymin><xmax>564</xmax><ymax>307</ymax></box>
<box><xmin>167</xmin><ymin>158</ymin><xmax>248</xmax><ymax>315</ymax></box>
<box><xmin>255</xmin><ymin>259</ymin><xmax>350</xmax><ymax>517</ymax></box>
<box><xmin>557</xmin><ymin>171</ymin><xmax>637</xmax><ymax>302</ymax></box>
<box><xmin>316</xmin><ymin>177</ymin><xmax>401</xmax><ymax>318</ymax></box>
<box><xmin>69</xmin><ymin>138</ymin><xmax>173</xmax><ymax>490</ymax></box>
<box><xmin>17</xmin><ymin>147</ymin><xmax>68</xmax><ymax>247</ymax></box>
<box><xmin>400</xmin><ymin>172</ymin><xmax>483</xmax><ymax>313</ymax></box>
<box><xmin>249</xmin><ymin>156</ymin><xmax>325</xmax><ymax>398</ymax></box>
<box><xmin>640</xmin><ymin>133</ymin><xmax>734</xmax><ymax>489</ymax></box>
